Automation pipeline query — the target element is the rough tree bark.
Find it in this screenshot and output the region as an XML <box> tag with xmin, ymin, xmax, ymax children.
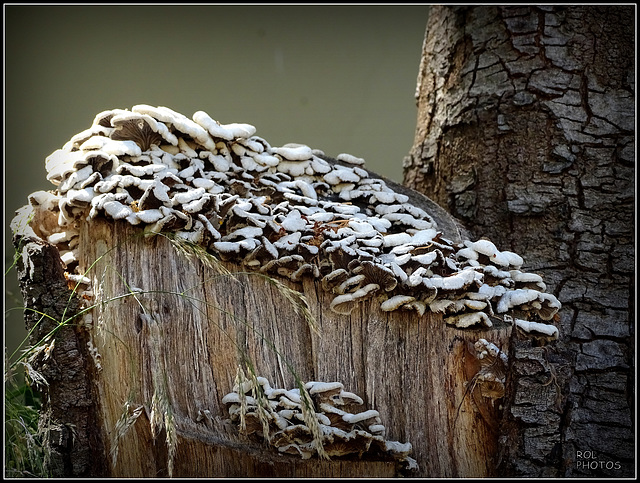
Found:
<box><xmin>403</xmin><ymin>5</ymin><xmax>635</xmax><ymax>477</ymax></box>
<box><xmin>11</xmin><ymin>200</ymin><xmax>108</xmax><ymax>477</ymax></box>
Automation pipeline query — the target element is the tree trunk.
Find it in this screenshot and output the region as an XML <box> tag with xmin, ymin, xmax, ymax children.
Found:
<box><xmin>403</xmin><ymin>5</ymin><xmax>635</xmax><ymax>477</ymax></box>
<box><xmin>13</xmin><ymin>176</ymin><xmax>511</xmax><ymax>478</ymax></box>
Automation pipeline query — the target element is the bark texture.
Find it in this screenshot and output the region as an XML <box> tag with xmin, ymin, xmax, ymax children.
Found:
<box><xmin>403</xmin><ymin>5</ymin><xmax>634</xmax><ymax>477</ymax></box>
<box><xmin>12</xmin><ymin>210</ymin><xmax>108</xmax><ymax>477</ymax></box>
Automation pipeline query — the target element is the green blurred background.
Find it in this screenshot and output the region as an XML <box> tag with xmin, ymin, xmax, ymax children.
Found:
<box><xmin>4</xmin><ymin>5</ymin><xmax>430</xmax><ymax>364</ymax></box>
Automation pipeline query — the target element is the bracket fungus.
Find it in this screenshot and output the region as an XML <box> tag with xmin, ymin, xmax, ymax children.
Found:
<box><xmin>15</xmin><ymin>104</ymin><xmax>560</xmax><ymax>336</ymax></box>
<box><xmin>222</xmin><ymin>375</ymin><xmax>417</xmax><ymax>470</ymax></box>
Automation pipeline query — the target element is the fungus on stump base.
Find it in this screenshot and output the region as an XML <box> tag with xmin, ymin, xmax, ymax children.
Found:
<box><xmin>11</xmin><ymin>106</ymin><xmax>560</xmax><ymax>478</ymax></box>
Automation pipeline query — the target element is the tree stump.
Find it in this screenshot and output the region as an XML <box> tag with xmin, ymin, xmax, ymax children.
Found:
<box><xmin>11</xmin><ymin>104</ymin><xmax>561</xmax><ymax>478</ymax></box>
<box><xmin>14</xmin><ymin>201</ymin><xmax>514</xmax><ymax>479</ymax></box>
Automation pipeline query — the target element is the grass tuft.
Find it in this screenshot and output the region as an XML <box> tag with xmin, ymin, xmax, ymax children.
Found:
<box><xmin>4</xmin><ymin>376</ymin><xmax>47</xmax><ymax>478</ymax></box>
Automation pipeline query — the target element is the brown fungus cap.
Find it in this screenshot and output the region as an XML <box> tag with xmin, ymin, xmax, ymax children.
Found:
<box><xmin>110</xmin><ymin>114</ymin><xmax>164</xmax><ymax>152</ymax></box>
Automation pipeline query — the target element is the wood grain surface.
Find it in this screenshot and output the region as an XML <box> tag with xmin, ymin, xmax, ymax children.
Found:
<box><xmin>78</xmin><ymin>218</ymin><xmax>511</xmax><ymax>477</ymax></box>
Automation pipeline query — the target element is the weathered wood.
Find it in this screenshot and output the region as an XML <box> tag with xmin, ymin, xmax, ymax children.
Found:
<box><xmin>72</xmin><ymin>217</ymin><xmax>510</xmax><ymax>478</ymax></box>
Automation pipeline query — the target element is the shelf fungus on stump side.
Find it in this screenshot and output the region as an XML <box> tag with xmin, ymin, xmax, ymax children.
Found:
<box><xmin>221</xmin><ymin>375</ymin><xmax>418</xmax><ymax>470</ymax></box>
<box><xmin>14</xmin><ymin>104</ymin><xmax>561</xmax><ymax>337</ymax></box>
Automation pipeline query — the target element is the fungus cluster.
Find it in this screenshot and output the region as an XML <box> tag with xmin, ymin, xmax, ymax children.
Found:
<box><xmin>221</xmin><ymin>376</ymin><xmax>417</xmax><ymax>469</ymax></box>
<box><xmin>28</xmin><ymin>104</ymin><xmax>559</xmax><ymax>334</ymax></box>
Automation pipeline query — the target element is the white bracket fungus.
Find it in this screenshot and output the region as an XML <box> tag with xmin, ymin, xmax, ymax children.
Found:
<box><xmin>31</xmin><ymin>105</ymin><xmax>560</xmax><ymax>337</ymax></box>
<box><xmin>514</xmin><ymin>318</ymin><xmax>559</xmax><ymax>339</ymax></box>
<box><xmin>222</xmin><ymin>375</ymin><xmax>417</xmax><ymax>470</ymax></box>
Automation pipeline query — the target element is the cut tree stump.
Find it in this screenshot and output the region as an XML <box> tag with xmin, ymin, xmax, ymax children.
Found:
<box><xmin>14</xmin><ymin>212</ymin><xmax>513</xmax><ymax>478</ymax></box>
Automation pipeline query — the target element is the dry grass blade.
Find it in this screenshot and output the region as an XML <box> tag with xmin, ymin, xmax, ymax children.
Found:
<box><xmin>258</xmin><ymin>275</ymin><xmax>320</xmax><ymax>336</ymax></box>
<box><xmin>247</xmin><ymin>371</ymin><xmax>273</xmax><ymax>443</ymax></box>
<box><xmin>454</xmin><ymin>372</ymin><xmax>481</xmax><ymax>427</ymax></box>
<box><xmin>19</xmin><ymin>362</ymin><xmax>48</xmax><ymax>389</ymax></box>
<box><xmin>297</xmin><ymin>381</ymin><xmax>329</xmax><ymax>461</ymax></box>
<box><xmin>165</xmin><ymin>411</ymin><xmax>177</xmax><ymax>477</ymax></box>
<box><xmin>164</xmin><ymin>233</ymin><xmax>233</xmax><ymax>277</ymax></box>
<box><xmin>14</xmin><ymin>338</ymin><xmax>56</xmax><ymax>390</ymax></box>
<box><xmin>234</xmin><ymin>367</ymin><xmax>249</xmax><ymax>433</ymax></box>
<box><xmin>110</xmin><ymin>402</ymin><xmax>144</xmax><ymax>467</ymax></box>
